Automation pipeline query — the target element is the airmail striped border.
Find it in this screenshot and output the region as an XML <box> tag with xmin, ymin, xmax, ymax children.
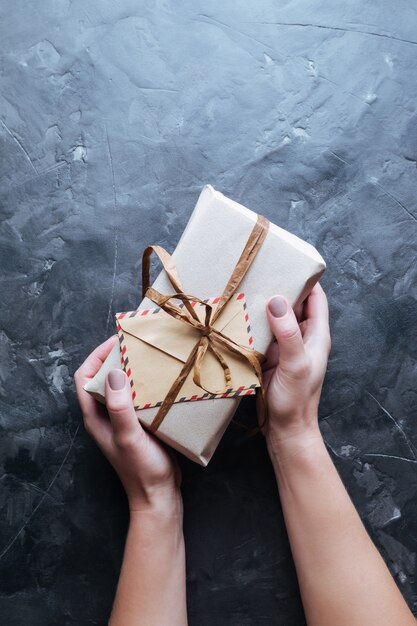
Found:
<box><xmin>115</xmin><ymin>292</ymin><xmax>256</xmax><ymax>410</ymax></box>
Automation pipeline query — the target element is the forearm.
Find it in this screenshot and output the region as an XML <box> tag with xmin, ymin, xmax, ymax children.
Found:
<box><xmin>110</xmin><ymin>501</ymin><xmax>187</xmax><ymax>626</ymax></box>
<box><xmin>268</xmin><ymin>428</ymin><xmax>415</xmax><ymax>626</ymax></box>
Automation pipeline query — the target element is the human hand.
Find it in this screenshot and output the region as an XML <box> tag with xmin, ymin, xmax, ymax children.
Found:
<box><xmin>258</xmin><ymin>284</ymin><xmax>331</xmax><ymax>458</ymax></box>
<box><xmin>74</xmin><ymin>336</ymin><xmax>182</xmax><ymax>515</ymax></box>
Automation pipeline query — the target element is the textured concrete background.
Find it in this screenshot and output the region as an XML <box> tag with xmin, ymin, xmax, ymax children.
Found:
<box><xmin>1</xmin><ymin>1</ymin><xmax>417</xmax><ymax>624</ymax></box>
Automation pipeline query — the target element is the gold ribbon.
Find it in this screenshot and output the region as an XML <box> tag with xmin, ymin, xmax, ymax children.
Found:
<box><xmin>141</xmin><ymin>214</ymin><xmax>270</xmax><ymax>432</ymax></box>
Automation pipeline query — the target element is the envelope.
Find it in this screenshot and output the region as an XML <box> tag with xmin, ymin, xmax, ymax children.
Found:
<box><xmin>116</xmin><ymin>293</ymin><xmax>259</xmax><ymax>411</ymax></box>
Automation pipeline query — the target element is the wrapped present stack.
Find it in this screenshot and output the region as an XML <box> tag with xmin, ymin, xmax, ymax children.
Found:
<box><xmin>84</xmin><ymin>185</ymin><xmax>326</xmax><ymax>465</ymax></box>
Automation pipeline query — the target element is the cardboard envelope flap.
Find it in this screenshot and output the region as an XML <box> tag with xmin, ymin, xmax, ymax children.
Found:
<box><xmin>118</xmin><ymin>313</ymin><xmax>199</xmax><ymax>363</ymax></box>
<box><xmin>117</xmin><ymin>294</ymin><xmax>248</xmax><ymax>364</ymax></box>
<box><xmin>213</xmin><ymin>295</ymin><xmax>244</xmax><ymax>333</ymax></box>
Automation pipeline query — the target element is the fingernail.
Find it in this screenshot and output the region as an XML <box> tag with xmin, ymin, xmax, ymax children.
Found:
<box><xmin>269</xmin><ymin>296</ymin><xmax>287</xmax><ymax>318</ymax></box>
<box><xmin>108</xmin><ymin>369</ymin><xmax>126</xmax><ymax>390</ymax></box>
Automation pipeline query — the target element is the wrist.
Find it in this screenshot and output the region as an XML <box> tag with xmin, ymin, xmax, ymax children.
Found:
<box><xmin>128</xmin><ymin>485</ymin><xmax>183</xmax><ymax>520</ymax></box>
<box><xmin>129</xmin><ymin>503</ymin><xmax>184</xmax><ymax>529</ymax></box>
<box><xmin>129</xmin><ymin>505</ymin><xmax>184</xmax><ymax>550</ymax></box>
<box><xmin>267</xmin><ymin>433</ymin><xmax>332</xmax><ymax>494</ymax></box>
<box><xmin>266</xmin><ymin>420</ymin><xmax>324</xmax><ymax>465</ymax></box>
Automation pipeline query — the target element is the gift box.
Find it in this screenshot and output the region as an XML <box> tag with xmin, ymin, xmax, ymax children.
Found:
<box><xmin>84</xmin><ymin>185</ymin><xmax>325</xmax><ymax>465</ymax></box>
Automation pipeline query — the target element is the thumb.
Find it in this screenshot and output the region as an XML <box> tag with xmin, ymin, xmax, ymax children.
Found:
<box><xmin>266</xmin><ymin>296</ymin><xmax>305</xmax><ymax>369</ymax></box>
<box><xmin>105</xmin><ymin>369</ymin><xmax>143</xmax><ymax>444</ymax></box>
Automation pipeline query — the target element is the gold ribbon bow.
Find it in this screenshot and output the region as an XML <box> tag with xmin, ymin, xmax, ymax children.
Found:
<box><xmin>141</xmin><ymin>214</ymin><xmax>270</xmax><ymax>432</ymax></box>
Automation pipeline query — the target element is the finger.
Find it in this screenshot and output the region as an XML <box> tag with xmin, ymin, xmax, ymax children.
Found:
<box><xmin>263</xmin><ymin>340</ymin><xmax>280</xmax><ymax>372</ymax></box>
<box><xmin>294</xmin><ymin>300</ymin><xmax>304</xmax><ymax>323</ymax></box>
<box><xmin>105</xmin><ymin>369</ymin><xmax>144</xmax><ymax>445</ymax></box>
<box><xmin>74</xmin><ymin>373</ymin><xmax>114</xmax><ymax>450</ymax></box>
<box><xmin>266</xmin><ymin>295</ymin><xmax>306</xmax><ymax>367</ymax></box>
<box><xmin>302</xmin><ymin>284</ymin><xmax>330</xmax><ymax>345</ymax></box>
<box><xmin>83</xmin><ymin>404</ymin><xmax>113</xmax><ymax>451</ymax></box>
<box><xmin>75</xmin><ymin>379</ymin><xmax>103</xmax><ymax>421</ymax></box>
<box><xmin>305</xmin><ymin>283</ymin><xmax>329</xmax><ymax>327</ymax></box>
<box><xmin>74</xmin><ymin>377</ymin><xmax>113</xmax><ymax>450</ymax></box>
<box><xmin>74</xmin><ymin>335</ymin><xmax>119</xmax><ymax>417</ymax></box>
<box><xmin>75</xmin><ymin>335</ymin><xmax>119</xmax><ymax>383</ymax></box>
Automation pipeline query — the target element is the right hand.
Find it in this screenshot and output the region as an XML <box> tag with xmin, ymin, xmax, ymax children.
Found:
<box><xmin>258</xmin><ymin>283</ymin><xmax>331</xmax><ymax>457</ymax></box>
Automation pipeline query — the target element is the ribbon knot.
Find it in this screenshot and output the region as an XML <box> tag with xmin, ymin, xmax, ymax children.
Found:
<box><xmin>140</xmin><ymin>214</ymin><xmax>270</xmax><ymax>432</ymax></box>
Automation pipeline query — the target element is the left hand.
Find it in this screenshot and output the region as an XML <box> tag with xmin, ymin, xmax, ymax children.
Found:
<box><xmin>74</xmin><ymin>336</ymin><xmax>182</xmax><ymax>514</ymax></box>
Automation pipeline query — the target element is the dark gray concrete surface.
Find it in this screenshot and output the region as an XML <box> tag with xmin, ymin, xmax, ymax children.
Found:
<box><xmin>1</xmin><ymin>1</ymin><xmax>417</xmax><ymax>624</ymax></box>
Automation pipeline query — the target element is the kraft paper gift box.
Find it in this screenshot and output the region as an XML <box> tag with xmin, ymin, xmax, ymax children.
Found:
<box><xmin>84</xmin><ymin>185</ymin><xmax>326</xmax><ymax>466</ymax></box>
